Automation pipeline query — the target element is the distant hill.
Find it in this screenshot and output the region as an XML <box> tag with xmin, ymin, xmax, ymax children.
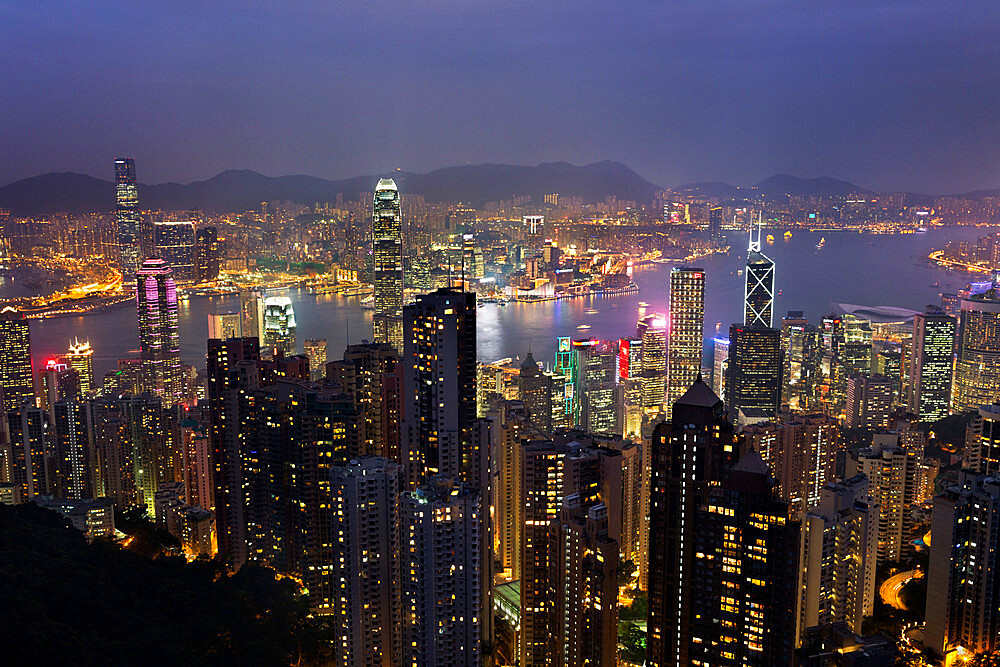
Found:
<box><xmin>0</xmin><ymin>160</ymin><xmax>662</xmax><ymax>216</ymax></box>
<box><xmin>676</xmin><ymin>174</ymin><xmax>871</xmax><ymax>201</ymax></box>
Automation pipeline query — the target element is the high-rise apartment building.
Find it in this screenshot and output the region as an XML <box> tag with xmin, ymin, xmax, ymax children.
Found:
<box><xmin>845</xmin><ymin>374</ymin><xmax>894</xmax><ymax>430</ymax></box>
<box><xmin>373</xmin><ymin>178</ymin><xmax>403</xmax><ymax>351</ymax></box>
<box><xmin>398</xmin><ymin>478</ymin><xmax>482</xmax><ymax>667</ymax></box>
<box><xmin>263</xmin><ymin>296</ymin><xmax>296</xmax><ymax>356</ymax></box>
<box><xmin>6</xmin><ymin>404</ymin><xmax>49</xmax><ymax>500</ymax></box>
<box><xmin>726</xmin><ymin>324</ymin><xmax>782</xmax><ymax>423</ymax></box>
<box><xmin>953</xmin><ymin>288</ymin><xmax>1000</xmax><ymax>413</ymax></box>
<box><xmin>330</xmin><ymin>457</ymin><xmax>400</xmax><ymax>667</ymax></box>
<box><xmin>517</xmin><ymin>351</ymin><xmax>552</xmax><ymax>432</ymax></box>
<box><xmin>329</xmin><ymin>342</ymin><xmax>402</xmax><ymax>460</ymax></box>
<box><xmin>907</xmin><ymin>307</ymin><xmax>956</xmax><ymax>421</ymax></box>
<box><xmin>115</xmin><ymin>158</ymin><xmax>142</xmax><ymax>280</ymax></box>
<box><xmin>744</xmin><ymin>224</ymin><xmax>775</xmax><ymax>327</ymax></box>
<box><xmin>136</xmin><ymin>258</ymin><xmax>183</xmax><ymax>406</ymax></box>
<box><xmin>665</xmin><ymin>267</ymin><xmax>705</xmax><ymax>415</ymax></box>
<box><xmin>647</xmin><ymin>379</ymin><xmax>737</xmax><ymax>665</ymax></box>
<box><xmin>797</xmin><ymin>475</ymin><xmax>878</xmax><ymax>646</ymax></box>
<box><xmin>0</xmin><ymin>307</ymin><xmax>34</xmax><ymax>413</ymax></box>
<box><xmin>302</xmin><ymin>338</ymin><xmax>327</xmax><ymax>381</ymax></box>
<box><xmin>52</xmin><ymin>398</ymin><xmax>95</xmax><ymax>500</ymax></box>
<box><xmin>153</xmin><ymin>221</ymin><xmax>197</xmax><ymax>280</ymax></box>
<box><xmin>195</xmin><ymin>226</ymin><xmax>220</xmax><ymax>282</ymax></box>
<box><xmin>964</xmin><ymin>403</ymin><xmax>1000</xmax><ymax>475</ymax></box>
<box><xmin>65</xmin><ymin>338</ymin><xmax>94</xmax><ymax>396</ymax></box>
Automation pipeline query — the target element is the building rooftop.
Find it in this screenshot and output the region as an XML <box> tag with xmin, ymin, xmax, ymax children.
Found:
<box><xmin>676</xmin><ymin>378</ymin><xmax>721</xmax><ymax>408</ymax></box>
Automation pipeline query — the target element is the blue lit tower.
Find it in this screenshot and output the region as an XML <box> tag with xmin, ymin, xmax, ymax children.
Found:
<box><xmin>373</xmin><ymin>178</ymin><xmax>403</xmax><ymax>351</ymax></box>
<box><xmin>744</xmin><ymin>218</ymin><xmax>775</xmax><ymax>327</ymax></box>
<box><xmin>115</xmin><ymin>158</ymin><xmax>142</xmax><ymax>282</ymax></box>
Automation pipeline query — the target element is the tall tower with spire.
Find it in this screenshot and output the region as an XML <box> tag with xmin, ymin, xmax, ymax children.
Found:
<box><xmin>372</xmin><ymin>178</ymin><xmax>403</xmax><ymax>352</ymax></box>
<box><xmin>744</xmin><ymin>215</ymin><xmax>775</xmax><ymax>327</ymax></box>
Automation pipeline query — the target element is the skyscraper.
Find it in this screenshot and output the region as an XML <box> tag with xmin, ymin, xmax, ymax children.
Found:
<box><xmin>239</xmin><ymin>289</ymin><xmax>265</xmax><ymax>344</ymax></box>
<box><xmin>647</xmin><ymin>379</ymin><xmax>737</xmax><ymax>666</ymax></box>
<box><xmin>907</xmin><ymin>306</ymin><xmax>956</xmax><ymax>422</ymax></box>
<box><xmin>263</xmin><ymin>296</ymin><xmax>296</xmax><ymax>356</ymax></box>
<box><xmin>665</xmin><ymin>267</ymin><xmax>705</xmax><ymax>415</ymax></box>
<box><xmin>401</xmin><ymin>288</ymin><xmax>479</xmax><ymax>487</ymax></box>
<box><xmin>0</xmin><ymin>306</ymin><xmax>34</xmax><ymax>413</ymax></box>
<box><xmin>845</xmin><ymin>374</ymin><xmax>894</xmax><ymax>430</ymax></box>
<box><xmin>329</xmin><ymin>342</ymin><xmax>402</xmax><ymax>460</ymax></box>
<box><xmin>373</xmin><ymin>178</ymin><xmax>403</xmax><ymax>351</ymax></box>
<box><xmin>195</xmin><ymin>226</ymin><xmax>220</xmax><ymax>282</ymax></box>
<box><xmin>152</xmin><ymin>220</ymin><xmax>197</xmax><ymax>280</ymax></box>
<box><xmin>637</xmin><ymin>314</ymin><xmax>667</xmax><ymax>411</ymax></box>
<box><xmin>136</xmin><ymin>258</ymin><xmax>183</xmax><ymax>406</ymax></box>
<box><xmin>964</xmin><ymin>403</ymin><xmax>1000</xmax><ymax>475</ymax></box>
<box><xmin>207</xmin><ymin>312</ymin><xmax>242</xmax><ymax>340</ymax></box>
<box><xmin>953</xmin><ymin>288</ymin><xmax>1000</xmax><ymax>414</ymax></box>
<box><xmin>115</xmin><ymin>158</ymin><xmax>142</xmax><ymax>280</ymax></box>
<box><xmin>517</xmin><ymin>351</ymin><xmax>552</xmax><ymax>432</ymax></box>
<box><xmin>744</xmin><ymin>222</ymin><xmax>775</xmax><ymax>327</ymax></box>
<box><xmin>302</xmin><ymin>338</ymin><xmax>327</xmax><ymax>381</ymax></box>
<box><xmin>726</xmin><ymin>324</ymin><xmax>783</xmax><ymax>423</ymax></box>
<box><xmin>65</xmin><ymin>338</ymin><xmax>94</xmax><ymax>396</ymax></box>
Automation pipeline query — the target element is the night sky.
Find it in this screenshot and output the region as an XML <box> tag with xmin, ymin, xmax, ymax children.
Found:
<box><xmin>2</xmin><ymin>0</ymin><xmax>999</xmax><ymax>192</ymax></box>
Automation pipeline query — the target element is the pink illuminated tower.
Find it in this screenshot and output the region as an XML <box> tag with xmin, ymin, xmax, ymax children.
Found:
<box><xmin>136</xmin><ymin>258</ymin><xmax>183</xmax><ymax>405</ymax></box>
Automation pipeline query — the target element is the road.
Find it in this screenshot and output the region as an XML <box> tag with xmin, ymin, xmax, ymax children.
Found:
<box><xmin>880</xmin><ymin>569</ymin><xmax>923</xmax><ymax>610</ymax></box>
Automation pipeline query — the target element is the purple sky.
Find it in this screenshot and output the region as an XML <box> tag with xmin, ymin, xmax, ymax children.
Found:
<box><xmin>2</xmin><ymin>0</ymin><xmax>999</xmax><ymax>192</ymax></box>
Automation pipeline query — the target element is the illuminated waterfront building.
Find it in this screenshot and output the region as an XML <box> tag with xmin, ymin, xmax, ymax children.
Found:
<box><xmin>153</xmin><ymin>221</ymin><xmax>197</xmax><ymax>280</ymax></box>
<box><xmin>712</xmin><ymin>336</ymin><xmax>729</xmax><ymax>401</ymax></box>
<box><xmin>372</xmin><ymin>178</ymin><xmax>403</xmax><ymax>351</ymax></box>
<box><xmin>907</xmin><ymin>306</ymin><xmax>956</xmax><ymax>421</ymax></box>
<box><xmin>195</xmin><ymin>226</ymin><xmax>219</xmax><ymax>281</ymax></box>
<box><xmin>646</xmin><ymin>379</ymin><xmax>737</xmax><ymax>666</ymax></box>
<box><xmin>263</xmin><ymin>296</ymin><xmax>296</xmax><ymax>356</ymax></box>
<box><xmin>571</xmin><ymin>339</ymin><xmax>620</xmax><ymax>435</ymax></box>
<box><xmin>796</xmin><ymin>475</ymin><xmax>878</xmax><ymax>646</ymax></box>
<box><xmin>953</xmin><ymin>288</ymin><xmax>1000</xmax><ymax>414</ymax></box>
<box><xmin>744</xmin><ymin>223</ymin><xmax>775</xmax><ymax>327</ymax></box>
<box><xmin>207</xmin><ymin>312</ymin><xmax>242</xmax><ymax>340</ymax></box>
<box><xmin>136</xmin><ymin>258</ymin><xmax>183</xmax><ymax>406</ymax></box>
<box><xmin>239</xmin><ymin>289</ymin><xmax>265</xmax><ymax>344</ymax></box>
<box><xmin>637</xmin><ymin>314</ymin><xmax>667</xmax><ymax>411</ymax></box>
<box><xmin>329</xmin><ymin>457</ymin><xmax>400</xmax><ymax>667</ymax></box>
<box><xmin>398</xmin><ymin>478</ymin><xmax>482</xmax><ymax>667</ymax></box>
<box><xmin>0</xmin><ymin>307</ymin><xmax>34</xmax><ymax>413</ymax></box>
<box><xmin>65</xmin><ymin>338</ymin><xmax>94</xmax><ymax>396</ymax></box>
<box><xmin>115</xmin><ymin>158</ymin><xmax>142</xmax><ymax>281</ymax></box>
<box><xmin>302</xmin><ymin>338</ymin><xmax>327</xmax><ymax>381</ymax></box>
<box><xmin>726</xmin><ymin>324</ymin><xmax>782</xmax><ymax>423</ymax></box>
<box><xmin>665</xmin><ymin>267</ymin><xmax>705</xmax><ymax>415</ymax></box>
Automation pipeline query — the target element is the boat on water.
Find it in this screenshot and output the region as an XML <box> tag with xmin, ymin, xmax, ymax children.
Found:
<box><xmin>577</xmin><ymin>324</ymin><xmax>591</xmax><ymax>330</ymax></box>
<box><xmin>584</xmin><ymin>308</ymin><xmax>599</xmax><ymax>315</ymax></box>
<box><xmin>766</xmin><ymin>234</ymin><xmax>775</xmax><ymax>244</ymax></box>
<box><xmin>816</xmin><ymin>237</ymin><xmax>826</xmax><ymax>250</ymax></box>
<box><xmin>783</xmin><ymin>230</ymin><xmax>792</xmax><ymax>240</ymax></box>
<box><xmin>638</xmin><ymin>301</ymin><xmax>649</xmax><ymax>307</ymax></box>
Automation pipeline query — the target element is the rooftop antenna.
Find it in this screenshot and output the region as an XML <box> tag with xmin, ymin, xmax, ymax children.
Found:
<box><xmin>748</xmin><ymin>211</ymin><xmax>762</xmax><ymax>253</ymax></box>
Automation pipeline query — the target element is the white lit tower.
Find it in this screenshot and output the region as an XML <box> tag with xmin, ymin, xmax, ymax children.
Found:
<box><xmin>373</xmin><ymin>178</ymin><xmax>403</xmax><ymax>352</ymax></box>
<box><xmin>744</xmin><ymin>216</ymin><xmax>775</xmax><ymax>327</ymax></box>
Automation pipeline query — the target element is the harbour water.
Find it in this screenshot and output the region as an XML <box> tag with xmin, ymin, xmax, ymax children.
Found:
<box><xmin>27</xmin><ymin>227</ymin><xmax>995</xmax><ymax>379</ymax></box>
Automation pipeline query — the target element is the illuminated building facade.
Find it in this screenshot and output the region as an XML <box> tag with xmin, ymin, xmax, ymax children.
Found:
<box><xmin>331</xmin><ymin>342</ymin><xmax>402</xmax><ymax>460</ymax></box>
<box><xmin>637</xmin><ymin>314</ymin><xmax>667</xmax><ymax>411</ymax></box>
<box><xmin>517</xmin><ymin>351</ymin><xmax>552</xmax><ymax>432</ymax></box>
<box><xmin>665</xmin><ymin>267</ymin><xmax>705</xmax><ymax>416</ymax></box>
<box><xmin>195</xmin><ymin>225</ymin><xmax>220</xmax><ymax>281</ymax></box>
<box><xmin>65</xmin><ymin>338</ymin><xmax>94</xmax><ymax>396</ymax></box>
<box><xmin>953</xmin><ymin>289</ymin><xmax>1000</xmax><ymax>414</ymax></box>
<box><xmin>302</xmin><ymin>338</ymin><xmax>327</xmax><ymax>381</ymax></box>
<box><xmin>239</xmin><ymin>289</ymin><xmax>265</xmax><ymax>344</ymax></box>
<box><xmin>963</xmin><ymin>403</ymin><xmax>1000</xmax><ymax>475</ymax></box>
<box><xmin>115</xmin><ymin>157</ymin><xmax>142</xmax><ymax>281</ymax></box>
<box><xmin>571</xmin><ymin>339</ymin><xmax>620</xmax><ymax>435</ymax></box>
<box><xmin>907</xmin><ymin>307</ymin><xmax>956</xmax><ymax>422</ymax></box>
<box><xmin>373</xmin><ymin>178</ymin><xmax>403</xmax><ymax>351</ymax></box>
<box><xmin>712</xmin><ymin>336</ymin><xmax>729</xmax><ymax>401</ymax></box>
<box><xmin>136</xmin><ymin>258</ymin><xmax>183</xmax><ymax>406</ymax></box>
<box><xmin>845</xmin><ymin>374</ymin><xmax>894</xmax><ymax>430</ymax></box>
<box><xmin>153</xmin><ymin>220</ymin><xmax>197</xmax><ymax>280</ymax></box>
<box><xmin>0</xmin><ymin>307</ymin><xmax>34</xmax><ymax>413</ymax></box>
<box><xmin>726</xmin><ymin>324</ymin><xmax>782</xmax><ymax>423</ymax></box>
<box><xmin>744</xmin><ymin>224</ymin><xmax>775</xmax><ymax>327</ymax></box>
<box><xmin>207</xmin><ymin>312</ymin><xmax>242</xmax><ymax>340</ymax></box>
<box><xmin>263</xmin><ymin>296</ymin><xmax>296</xmax><ymax>356</ymax></box>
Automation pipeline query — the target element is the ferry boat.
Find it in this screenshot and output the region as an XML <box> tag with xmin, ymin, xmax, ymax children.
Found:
<box><xmin>816</xmin><ymin>237</ymin><xmax>826</xmax><ymax>250</ymax></box>
<box><xmin>783</xmin><ymin>230</ymin><xmax>792</xmax><ymax>240</ymax></box>
<box><xmin>577</xmin><ymin>324</ymin><xmax>591</xmax><ymax>330</ymax></box>
<box><xmin>766</xmin><ymin>234</ymin><xmax>775</xmax><ymax>244</ymax></box>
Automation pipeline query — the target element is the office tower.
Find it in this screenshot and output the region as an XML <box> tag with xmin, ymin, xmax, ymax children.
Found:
<box><xmin>926</xmin><ymin>472</ymin><xmax>1000</xmax><ymax>660</ymax></box>
<box><xmin>517</xmin><ymin>351</ymin><xmax>552</xmax><ymax>431</ymax></box>
<box><xmin>239</xmin><ymin>289</ymin><xmax>265</xmax><ymax>343</ymax></box>
<box><xmin>65</xmin><ymin>338</ymin><xmax>94</xmax><ymax>396</ymax></box>
<box><xmin>687</xmin><ymin>451</ymin><xmax>800</xmax><ymax>666</ymax></box>
<box><xmin>114</xmin><ymin>157</ymin><xmax>142</xmax><ymax>280</ymax></box>
<box><xmin>401</xmin><ymin>288</ymin><xmax>479</xmax><ymax>487</ymax></box>
<box><xmin>907</xmin><ymin>307</ymin><xmax>956</xmax><ymax>421</ymax></box>
<box><xmin>845</xmin><ymin>374</ymin><xmax>894</xmax><ymax>430</ymax></box>
<box><xmin>571</xmin><ymin>339</ymin><xmax>620</xmax><ymax>434</ymax></box>
<box><xmin>398</xmin><ymin>478</ymin><xmax>482</xmax><ymax>667</ymax></box>
<box><xmin>647</xmin><ymin>379</ymin><xmax>738</xmax><ymax>666</ymax></box>
<box><xmin>195</xmin><ymin>226</ymin><xmax>220</xmax><ymax>281</ymax></box>
<box><xmin>852</xmin><ymin>433</ymin><xmax>922</xmax><ymax>564</ymax></box>
<box><xmin>6</xmin><ymin>404</ymin><xmax>50</xmax><ymax>500</ymax></box>
<box><xmin>41</xmin><ymin>361</ymin><xmax>80</xmax><ymax>415</ymax></box>
<box><xmin>953</xmin><ymin>288</ymin><xmax>1000</xmax><ymax>413</ymax></box>
<box><xmin>797</xmin><ymin>475</ymin><xmax>878</xmax><ymax>646</ymax></box>
<box><xmin>373</xmin><ymin>178</ymin><xmax>403</xmax><ymax>351</ymax></box>
<box><xmin>708</xmin><ymin>205</ymin><xmax>724</xmax><ymax>242</ymax></box>
<box><xmin>782</xmin><ymin>312</ymin><xmax>820</xmax><ymax>410</ymax></box>
<box><xmin>665</xmin><ymin>267</ymin><xmax>705</xmax><ymax>415</ymax></box>
<box><xmin>726</xmin><ymin>324</ymin><xmax>782</xmax><ymax>423</ymax></box>
<box><xmin>207</xmin><ymin>312</ymin><xmax>242</xmax><ymax>340</ymax></box>
<box><xmin>637</xmin><ymin>314</ymin><xmax>667</xmax><ymax>411</ymax></box>
<box><xmin>712</xmin><ymin>336</ymin><xmax>729</xmax><ymax>401</ymax></box>
<box><xmin>136</xmin><ymin>258</ymin><xmax>184</xmax><ymax>406</ymax></box>
<box><xmin>263</xmin><ymin>296</ymin><xmax>296</xmax><ymax>356</ymax></box>
<box><xmin>0</xmin><ymin>307</ymin><xmax>34</xmax><ymax>413</ymax></box>
<box><xmin>206</xmin><ymin>337</ymin><xmax>260</xmax><ymax>566</ymax></box>
<box><xmin>330</xmin><ymin>458</ymin><xmax>400</xmax><ymax>667</ymax></box>
<box><xmin>964</xmin><ymin>403</ymin><xmax>1000</xmax><ymax>475</ymax></box>
<box><xmin>330</xmin><ymin>342</ymin><xmax>402</xmax><ymax>459</ymax></box>
<box><xmin>744</xmin><ymin>223</ymin><xmax>775</xmax><ymax>327</ymax></box>
<box><xmin>302</xmin><ymin>338</ymin><xmax>327</xmax><ymax>381</ymax></box>
<box><xmin>547</xmin><ymin>497</ymin><xmax>619</xmax><ymax>666</ymax></box>
<box><xmin>523</xmin><ymin>215</ymin><xmax>545</xmax><ymax>251</ymax></box>
<box><xmin>52</xmin><ymin>399</ymin><xmax>94</xmax><ymax>499</ymax></box>
<box><xmin>875</xmin><ymin>346</ymin><xmax>903</xmax><ymax>404</ymax></box>
<box><xmin>152</xmin><ymin>221</ymin><xmax>197</xmax><ymax>280</ymax></box>
<box><xmin>744</xmin><ymin>413</ymin><xmax>841</xmax><ymax>518</ymax></box>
